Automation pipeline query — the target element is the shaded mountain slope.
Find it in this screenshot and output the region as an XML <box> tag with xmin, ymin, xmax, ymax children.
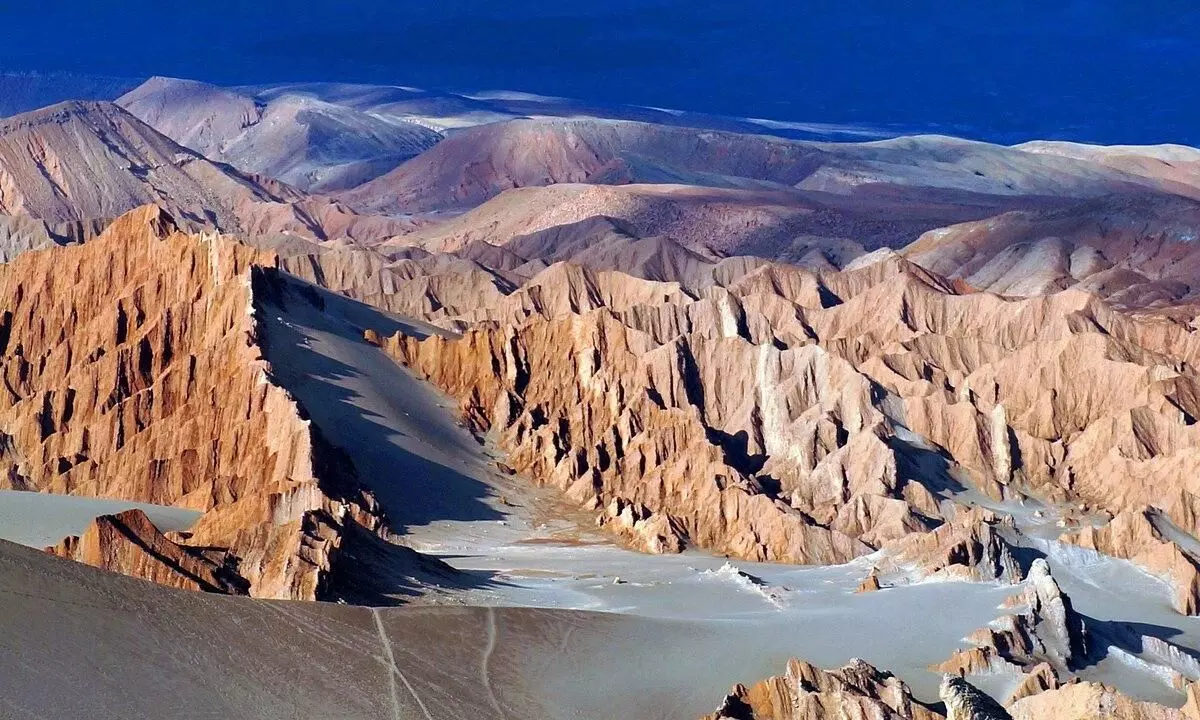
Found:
<box><xmin>0</xmin><ymin>99</ymin><xmax>416</xmax><ymax>253</ymax></box>
<box><xmin>341</xmin><ymin>118</ymin><xmax>1185</xmax><ymax>215</ymax></box>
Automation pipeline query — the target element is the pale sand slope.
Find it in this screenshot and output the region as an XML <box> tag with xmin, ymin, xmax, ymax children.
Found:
<box><xmin>0</xmin><ymin>536</ymin><xmax>1012</xmax><ymax>720</ymax></box>
<box><xmin>254</xmin><ymin>271</ymin><xmax>558</xmax><ymax>547</ymax></box>
<box><xmin>0</xmin><ymin>489</ymin><xmax>200</xmax><ymax>547</ymax></box>
<box><xmin>0</xmin><ymin>538</ymin><xmax>560</xmax><ymax>720</ymax></box>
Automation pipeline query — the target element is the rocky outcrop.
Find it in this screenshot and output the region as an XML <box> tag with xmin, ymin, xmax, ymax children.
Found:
<box><xmin>2</xmin><ymin>205</ymin><xmax>386</xmax><ymax>599</ymax></box>
<box><xmin>701</xmin><ymin>656</ymin><xmax>1199</xmax><ymax>720</ymax></box>
<box><xmin>703</xmin><ymin>658</ymin><xmax>943</xmax><ymax>720</ymax></box>
<box><xmin>1069</xmin><ymin>507</ymin><xmax>1200</xmax><ymax>615</ymax></box>
<box><xmin>933</xmin><ymin>559</ymin><xmax>1089</xmax><ymax>703</ymax></box>
<box><xmin>1021</xmin><ymin>559</ymin><xmax>1090</xmax><ymax>671</ymax></box>
<box><xmin>1008</xmin><ymin>681</ymin><xmax>1200</xmax><ymax>720</ymax></box>
<box><xmin>1004</xmin><ymin>664</ymin><xmax>1060</xmax><ymax>704</ymax></box>
<box><xmin>47</xmin><ymin>509</ymin><xmax>246</xmax><ymax>594</ymax></box>
<box><xmin>940</xmin><ymin>675</ymin><xmax>1012</xmax><ymax>720</ymax></box>
<box><xmin>856</xmin><ymin>567</ymin><xmax>883</xmax><ymax>593</ymax></box>
<box><xmin>877</xmin><ymin>508</ymin><xmax>1023</xmax><ymax>584</ymax></box>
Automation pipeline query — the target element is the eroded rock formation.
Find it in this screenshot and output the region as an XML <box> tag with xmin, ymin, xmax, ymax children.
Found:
<box><xmin>1008</xmin><ymin>681</ymin><xmax>1200</xmax><ymax>720</ymax></box>
<box><xmin>381</xmin><ymin>263</ymin><xmax>956</xmax><ymax>563</ymax></box>
<box><xmin>2</xmin><ymin>205</ymin><xmax>387</xmax><ymax>599</ymax></box>
<box><xmin>368</xmin><ymin>241</ymin><xmax>1200</xmax><ymax>593</ymax></box>
<box><xmin>48</xmin><ymin>508</ymin><xmax>246</xmax><ymax>594</ymax></box>
<box><xmin>876</xmin><ymin>508</ymin><xmax>1023</xmax><ymax>584</ymax></box>
<box><xmin>933</xmin><ymin>560</ymin><xmax>1089</xmax><ymax>698</ymax></box>
<box><xmin>940</xmin><ymin>675</ymin><xmax>1012</xmax><ymax>720</ymax></box>
<box><xmin>702</xmin><ymin>655</ymin><xmax>1200</xmax><ymax>720</ymax></box>
<box><xmin>703</xmin><ymin>657</ymin><xmax>943</xmax><ymax>720</ymax></box>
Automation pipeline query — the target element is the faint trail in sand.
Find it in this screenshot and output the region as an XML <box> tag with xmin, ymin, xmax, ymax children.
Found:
<box><xmin>482</xmin><ymin>606</ymin><xmax>504</xmax><ymax>716</ymax></box>
<box><xmin>372</xmin><ymin>607</ymin><xmax>434</xmax><ymax>720</ymax></box>
<box><xmin>555</xmin><ymin>625</ymin><xmax>575</xmax><ymax>658</ymax></box>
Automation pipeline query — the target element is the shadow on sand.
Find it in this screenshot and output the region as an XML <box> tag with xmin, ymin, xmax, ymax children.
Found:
<box><xmin>1008</xmin><ymin>543</ymin><xmax>1200</xmax><ymax>674</ymax></box>
<box><xmin>252</xmin><ymin>270</ymin><xmax>509</xmax><ymax>600</ymax></box>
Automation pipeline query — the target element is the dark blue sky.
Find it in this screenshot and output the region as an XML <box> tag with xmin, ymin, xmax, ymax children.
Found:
<box><xmin>2</xmin><ymin>0</ymin><xmax>1198</xmax><ymax>144</ymax></box>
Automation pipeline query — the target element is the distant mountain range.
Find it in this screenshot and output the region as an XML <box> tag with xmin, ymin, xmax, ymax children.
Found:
<box><xmin>0</xmin><ymin>71</ymin><xmax>909</xmax><ymax>140</ymax></box>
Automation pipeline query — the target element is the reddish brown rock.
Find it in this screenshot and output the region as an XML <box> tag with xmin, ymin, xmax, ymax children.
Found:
<box><xmin>703</xmin><ymin>657</ymin><xmax>944</xmax><ymax>720</ymax></box>
<box><xmin>1</xmin><ymin>205</ymin><xmax>385</xmax><ymax>599</ymax></box>
<box><xmin>47</xmin><ymin>508</ymin><xmax>246</xmax><ymax>594</ymax></box>
<box><xmin>1008</xmin><ymin>681</ymin><xmax>1200</xmax><ymax>720</ymax></box>
<box><xmin>856</xmin><ymin>567</ymin><xmax>883</xmax><ymax>593</ymax></box>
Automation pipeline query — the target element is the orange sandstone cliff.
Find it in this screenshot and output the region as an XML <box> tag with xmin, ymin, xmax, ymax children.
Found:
<box><xmin>1</xmin><ymin>205</ymin><xmax>386</xmax><ymax>599</ymax></box>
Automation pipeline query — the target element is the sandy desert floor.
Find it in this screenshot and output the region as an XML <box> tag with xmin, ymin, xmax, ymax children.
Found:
<box><xmin>0</xmin><ymin>489</ymin><xmax>200</xmax><ymax>548</ymax></box>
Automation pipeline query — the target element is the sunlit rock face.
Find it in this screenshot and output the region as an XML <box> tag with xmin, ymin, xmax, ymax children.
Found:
<box><xmin>0</xmin><ymin>206</ymin><xmax>388</xmax><ymax>599</ymax></box>
<box><xmin>703</xmin><ymin>657</ymin><xmax>945</xmax><ymax>720</ymax></box>
<box><xmin>932</xmin><ymin>559</ymin><xmax>1093</xmax><ymax>703</ymax></box>
<box><xmin>377</xmin><ymin>241</ymin><xmax>1200</xmax><ymax>609</ymax></box>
